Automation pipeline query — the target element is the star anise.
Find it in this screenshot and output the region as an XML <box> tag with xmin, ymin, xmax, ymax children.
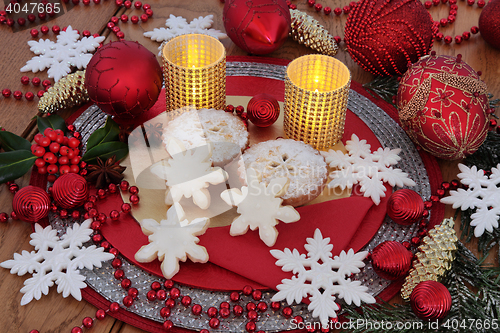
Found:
<box><xmin>86</xmin><ymin>156</ymin><xmax>126</xmax><ymax>189</ymax></box>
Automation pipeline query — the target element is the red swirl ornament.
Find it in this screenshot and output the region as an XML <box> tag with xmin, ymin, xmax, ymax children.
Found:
<box><xmin>410</xmin><ymin>281</ymin><xmax>452</xmax><ymax>321</ymax></box>
<box><xmin>247</xmin><ymin>93</ymin><xmax>280</xmax><ymax>127</ymax></box>
<box><xmin>372</xmin><ymin>241</ymin><xmax>413</xmax><ymax>280</ymax></box>
<box><xmin>12</xmin><ymin>186</ymin><xmax>50</xmax><ymax>223</ymax></box>
<box><xmin>387</xmin><ymin>189</ymin><xmax>424</xmax><ymax>226</ymax></box>
<box><xmin>52</xmin><ymin>173</ymin><xmax>89</xmax><ymax>209</ymax></box>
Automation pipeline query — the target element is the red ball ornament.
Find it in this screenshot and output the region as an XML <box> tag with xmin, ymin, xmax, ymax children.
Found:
<box><xmin>12</xmin><ymin>186</ymin><xmax>50</xmax><ymax>223</ymax></box>
<box><xmin>85</xmin><ymin>41</ymin><xmax>163</xmax><ymax>123</ymax></box>
<box><xmin>223</xmin><ymin>0</ymin><xmax>291</xmax><ymax>55</ymax></box>
<box><xmin>479</xmin><ymin>0</ymin><xmax>500</xmax><ymax>49</ymax></box>
<box><xmin>52</xmin><ymin>173</ymin><xmax>89</xmax><ymax>209</ymax></box>
<box><xmin>387</xmin><ymin>189</ymin><xmax>424</xmax><ymax>225</ymax></box>
<box><xmin>397</xmin><ymin>54</ymin><xmax>489</xmax><ymax>159</ymax></box>
<box><xmin>247</xmin><ymin>93</ymin><xmax>280</xmax><ymax>127</ymax></box>
<box><xmin>344</xmin><ymin>0</ymin><xmax>436</xmax><ymax>76</ymax></box>
<box><xmin>371</xmin><ymin>241</ymin><xmax>413</xmax><ymax>280</ymax></box>
<box><xmin>410</xmin><ymin>281</ymin><xmax>452</xmax><ymax>321</ymax></box>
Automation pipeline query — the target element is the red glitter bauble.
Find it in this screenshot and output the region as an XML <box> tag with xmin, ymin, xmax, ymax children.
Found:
<box><xmin>52</xmin><ymin>173</ymin><xmax>89</xmax><ymax>209</ymax></box>
<box><xmin>12</xmin><ymin>186</ymin><xmax>50</xmax><ymax>223</ymax></box>
<box><xmin>397</xmin><ymin>54</ymin><xmax>488</xmax><ymax>160</ymax></box>
<box><xmin>85</xmin><ymin>41</ymin><xmax>162</xmax><ymax>123</ymax></box>
<box><xmin>410</xmin><ymin>281</ymin><xmax>452</xmax><ymax>321</ymax></box>
<box><xmin>372</xmin><ymin>241</ymin><xmax>413</xmax><ymax>280</ymax></box>
<box><xmin>387</xmin><ymin>189</ymin><xmax>424</xmax><ymax>226</ymax></box>
<box><xmin>344</xmin><ymin>0</ymin><xmax>436</xmax><ymax>76</ymax></box>
<box><xmin>247</xmin><ymin>93</ymin><xmax>280</xmax><ymax>127</ymax></box>
<box><xmin>223</xmin><ymin>0</ymin><xmax>291</xmax><ymax>55</ymax></box>
<box><xmin>479</xmin><ymin>0</ymin><xmax>500</xmax><ymax>49</ymax></box>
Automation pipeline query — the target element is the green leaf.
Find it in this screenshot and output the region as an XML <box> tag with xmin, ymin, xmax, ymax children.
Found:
<box><xmin>37</xmin><ymin>114</ymin><xmax>66</xmax><ymax>134</ymax></box>
<box><xmin>86</xmin><ymin>117</ymin><xmax>120</xmax><ymax>151</ymax></box>
<box><xmin>0</xmin><ymin>150</ymin><xmax>37</xmax><ymax>184</ymax></box>
<box><xmin>82</xmin><ymin>141</ymin><xmax>128</xmax><ymax>164</ymax></box>
<box><xmin>0</xmin><ymin>131</ymin><xmax>31</xmax><ymax>152</ymax></box>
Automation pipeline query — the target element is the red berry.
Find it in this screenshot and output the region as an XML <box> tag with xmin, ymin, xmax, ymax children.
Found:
<box><xmin>68</xmin><ymin>137</ymin><xmax>80</xmax><ymax>148</ymax></box>
<box><xmin>59</xmin><ymin>165</ymin><xmax>71</xmax><ymax>174</ymax></box>
<box><xmin>43</xmin><ymin>152</ymin><xmax>57</xmax><ymax>163</ymax></box>
<box><xmin>35</xmin><ymin>158</ymin><xmax>46</xmax><ymax>168</ymax></box>
<box><xmin>39</xmin><ymin>137</ymin><xmax>51</xmax><ymax>147</ymax></box>
<box><xmin>47</xmin><ymin>164</ymin><xmax>58</xmax><ymax>174</ymax></box>
<box><xmin>37</xmin><ymin>166</ymin><xmax>47</xmax><ymax>174</ymax></box>
<box><xmin>49</xmin><ymin>142</ymin><xmax>60</xmax><ymax>153</ymax></box>
<box><xmin>70</xmin><ymin>165</ymin><xmax>80</xmax><ymax>173</ymax></box>
<box><xmin>34</xmin><ymin>147</ymin><xmax>46</xmax><ymax>157</ymax></box>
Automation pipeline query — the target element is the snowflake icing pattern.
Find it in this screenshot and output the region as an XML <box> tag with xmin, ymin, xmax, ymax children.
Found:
<box><xmin>150</xmin><ymin>138</ymin><xmax>228</xmax><ymax>210</ymax></box>
<box><xmin>320</xmin><ymin>134</ymin><xmax>416</xmax><ymax>205</ymax></box>
<box><xmin>20</xmin><ymin>25</ymin><xmax>105</xmax><ymax>82</ymax></box>
<box><xmin>270</xmin><ymin>228</ymin><xmax>375</xmax><ymax>326</ymax></box>
<box><xmin>135</xmin><ymin>203</ymin><xmax>210</xmax><ymax>279</ymax></box>
<box><xmin>441</xmin><ymin>163</ymin><xmax>500</xmax><ymax>237</ymax></box>
<box><xmin>0</xmin><ymin>220</ymin><xmax>114</xmax><ymax>305</ymax></box>
<box><xmin>221</xmin><ymin>168</ymin><xmax>300</xmax><ymax>247</ymax></box>
<box><xmin>144</xmin><ymin>14</ymin><xmax>227</xmax><ymax>44</ymax></box>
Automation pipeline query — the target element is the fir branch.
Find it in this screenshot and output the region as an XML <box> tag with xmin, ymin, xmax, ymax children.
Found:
<box><xmin>341</xmin><ymin>242</ymin><xmax>500</xmax><ymax>333</ymax></box>
<box><xmin>463</xmin><ymin>131</ymin><xmax>500</xmax><ymax>171</ymax></box>
<box><xmin>362</xmin><ymin>76</ymin><xmax>399</xmax><ymax>106</ymax></box>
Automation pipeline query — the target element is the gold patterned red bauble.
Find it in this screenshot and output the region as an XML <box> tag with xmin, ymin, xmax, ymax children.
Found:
<box><xmin>52</xmin><ymin>173</ymin><xmax>89</xmax><ymax>209</ymax></box>
<box><xmin>85</xmin><ymin>41</ymin><xmax>162</xmax><ymax>124</ymax></box>
<box><xmin>397</xmin><ymin>54</ymin><xmax>489</xmax><ymax>160</ymax></box>
<box><xmin>371</xmin><ymin>241</ymin><xmax>413</xmax><ymax>280</ymax></box>
<box><xmin>479</xmin><ymin>0</ymin><xmax>500</xmax><ymax>50</ymax></box>
<box><xmin>223</xmin><ymin>0</ymin><xmax>291</xmax><ymax>55</ymax></box>
<box><xmin>12</xmin><ymin>186</ymin><xmax>50</xmax><ymax>223</ymax></box>
<box><xmin>410</xmin><ymin>281</ymin><xmax>452</xmax><ymax>321</ymax></box>
<box><xmin>387</xmin><ymin>189</ymin><xmax>424</xmax><ymax>226</ymax></box>
<box><xmin>344</xmin><ymin>0</ymin><xmax>436</xmax><ymax>76</ymax></box>
<box><xmin>247</xmin><ymin>93</ymin><xmax>280</xmax><ymax>127</ymax></box>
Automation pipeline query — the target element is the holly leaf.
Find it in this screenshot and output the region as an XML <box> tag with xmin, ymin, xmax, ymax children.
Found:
<box><xmin>0</xmin><ymin>150</ymin><xmax>37</xmax><ymax>184</ymax></box>
<box><xmin>82</xmin><ymin>141</ymin><xmax>128</xmax><ymax>164</ymax></box>
<box><xmin>0</xmin><ymin>131</ymin><xmax>31</xmax><ymax>152</ymax></box>
<box><xmin>37</xmin><ymin>114</ymin><xmax>66</xmax><ymax>134</ymax></box>
<box><xmin>86</xmin><ymin>117</ymin><xmax>120</xmax><ymax>151</ymax></box>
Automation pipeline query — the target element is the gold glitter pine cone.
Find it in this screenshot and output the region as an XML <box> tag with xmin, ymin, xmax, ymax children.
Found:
<box><xmin>289</xmin><ymin>9</ymin><xmax>338</xmax><ymax>57</ymax></box>
<box><xmin>401</xmin><ymin>218</ymin><xmax>458</xmax><ymax>301</ymax></box>
<box><xmin>38</xmin><ymin>71</ymin><xmax>89</xmax><ymax>114</ymax></box>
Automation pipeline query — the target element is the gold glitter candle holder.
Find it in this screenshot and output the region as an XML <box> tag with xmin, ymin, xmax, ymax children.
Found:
<box><xmin>162</xmin><ymin>34</ymin><xmax>226</xmax><ymax>111</ymax></box>
<box><xmin>284</xmin><ymin>55</ymin><xmax>351</xmax><ymax>149</ymax></box>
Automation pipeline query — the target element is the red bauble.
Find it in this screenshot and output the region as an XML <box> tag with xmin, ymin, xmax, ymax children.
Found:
<box><xmin>85</xmin><ymin>41</ymin><xmax>162</xmax><ymax>123</ymax></box>
<box><xmin>223</xmin><ymin>0</ymin><xmax>291</xmax><ymax>55</ymax></box>
<box><xmin>12</xmin><ymin>186</ymin><xmax>50</xmax><ymax>223</ymax></box>
<box><xmin>344</xmin><ymin>0</ymin><xmax>436</xmax><ymax>76</ymax></box>
<box><xmin>387</xmin><ymin>189</ymin><xmax>424</xmax><ymax>226</ymax></box>
<box><xmin>52</xmin><ymin>173</ymin><xmax>89</xmax><ymax>209</ymax></box>
<box><xmin>410</xmin><ymin>281</ymin><xmax>452</xmax><ymax>321</ymax></box>
<box><xmin>397</xmin><ymin>54</ymin><xmax>489</xmax><ymax>160</ymax></box>
<box><xmin>371</xmin><ymin>241</ymin><xmax>413</xmax><ymax>280</ymax></box>
<box><xmin>247</xmin><ymin>93</ymin><xmax>280</xmax><ymax>127</ymax></box>
<box><xmin>479</xmin><ymin>0</ymin><xmax>500</xmax><ymax>49</ymax></box>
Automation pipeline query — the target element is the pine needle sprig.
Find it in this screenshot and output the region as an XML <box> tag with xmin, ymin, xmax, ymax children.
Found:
<box><xmin>362</xmin><ymin>76</ymin><xmax>400</xmax><ymax>106</ymax></box>
<box><xmin>341</xmin><ymin>242</ymin><xmax>500</xmax><ymax>333</ymax></box>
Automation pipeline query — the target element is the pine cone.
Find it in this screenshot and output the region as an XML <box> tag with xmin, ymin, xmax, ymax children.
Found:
<box><xmin>289</xmin><ymin>9</ymin><xmax>338</xmax><ymax>57</ymax></box>
<box><xmin>401</xmin><ymin>218</ymin><xmax>458</xmax><ymax>301</ymax></box>
<box><xmin>38</xmin><ymin>71</ymin><xmax>89</xmax><ymax>114</ymax></box>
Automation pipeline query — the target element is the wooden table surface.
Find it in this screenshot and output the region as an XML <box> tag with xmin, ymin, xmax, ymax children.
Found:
<box><xmin>0</xmin><ymin>1</ymin><xmax>498</xmax><ymax>332</ymax></box>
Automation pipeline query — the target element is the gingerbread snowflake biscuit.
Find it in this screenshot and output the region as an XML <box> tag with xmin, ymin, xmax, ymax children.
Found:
<box><xmin>221</xmin><ymin>168</ymin><xmax>300</xmax><ymax>247</ymax></box>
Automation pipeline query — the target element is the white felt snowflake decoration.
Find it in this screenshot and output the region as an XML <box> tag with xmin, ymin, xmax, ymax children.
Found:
<box><xmin>144</xmin><ymin>14</ymin><xmax>227</xmax><ymax>44</ymax></box>
<box><xmin>441</xmin><ymin>163</ymin><xmax>500</xmax><ymax>237</ymax></box>
<box><xmin>135</xmin><ymin>203</ymin><xmax>210</xmax><ymax>279</ymax></box>
<box><xmin>221</xmin><ymin>168</ymin><xmax>300</xmax><ymax>247</ymax></box>
<box><xmin>150</xmin><ymin>138</ymin><xmax>228</xmax><ymax>210</ymax></box>
<box><xmin>0</xmin><ymin>220</ymin><xmax>114</xmax><ymax>305</ymax></box>
<box><xmin>270</xmin><ymin>228</ymin><xmax>375</xmax><ymax>327</ymax></box>
<box><xmin>20</xmin><ymin>25</ymin><xmax>105</xmax><ymax>82</ymax></box>
<box><xmin>320</xmin><ymin>134</ymin><xmax>416</xmax><ymax>205</ymax></box>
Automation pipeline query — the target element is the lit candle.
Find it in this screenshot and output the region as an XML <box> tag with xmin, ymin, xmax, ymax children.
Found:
<box><xmin>162</xmin><ymin>34</ymin><xmax>226</xmax><ymax>112</ymax></box>
<box><xmin>284</xmin><ymin>55</ymin><xmax>351</xmax><ymax>149</ymax></box>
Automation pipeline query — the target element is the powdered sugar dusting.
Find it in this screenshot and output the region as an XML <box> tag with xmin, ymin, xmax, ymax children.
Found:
<box><xmin>162</xmin><ymin>108</ymin><xmax>248</xmax><ymax>165</ymax></box>
<box><xmin>242</xmin><ymin>139</ymin><xmax>327</xmax><ymax>205</ymax></box>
